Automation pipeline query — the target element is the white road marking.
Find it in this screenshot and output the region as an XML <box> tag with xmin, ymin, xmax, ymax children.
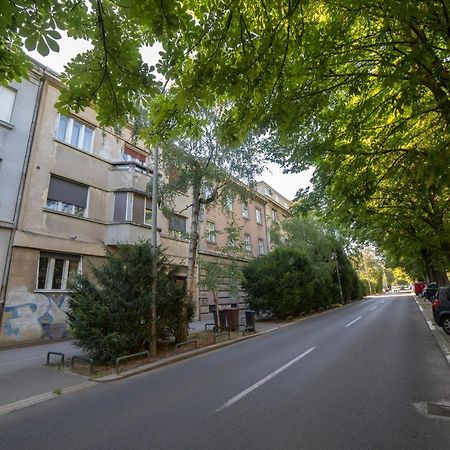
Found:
<box><xmin>345</xmin><ymin>316</ymin><xmax>363</xmax><ymax>328</ymax></box>
<box><xmin>0</xmin><ymin>356</ymin><xmax>43</xmax><ymax>367</ymax></box>
<box><xmin>380</xmin><ymin>300</ymin><xmax>385</xmax><ymax>304</ymax></box>
<box><xmin>427</xmin><ymin>320</ymin><xmax>435</xmax><ymax>331</ymax></box>
<box><xmin>419</xmin><ymin>306</ymin><xmax>424</xmax><ymax>312</ymax></box>
<box><xmin>370</xmin><ymin>306</ymin><xmax>377</xmax><ymax>311</ymax></box>
<box><xmin>215</xmin><ymin>347</ymin><xmax>316</xmax><ymax>412</ymax></box>
<box><xmin>0</xmin><ymin>349</ymin><xmax>80</xmax><ymax>367</ymax></box>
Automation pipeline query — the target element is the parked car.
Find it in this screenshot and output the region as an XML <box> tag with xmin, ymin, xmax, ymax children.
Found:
<box><xmin>432</xmin><ymin>286</ymin><xmax>450</xmax><ymax>335</ymax></box>
<box><xmin>423</xmin><ymin>282</ymin><xmax>439</xmax><ymax>301</ymax></box>
<box><xmin>414</xmin><ymin>281</ymin><xmax>426</xmax><ymax>296</ymax></box>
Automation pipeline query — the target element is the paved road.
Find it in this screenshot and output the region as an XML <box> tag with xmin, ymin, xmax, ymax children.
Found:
<box><xmin>0</xmin><ymin>340</ymin><xmax>88</xmax><ymax>405</ymax></box>
<box><xmin>2</xmin><ymin>294</ymin><xmax>450</xmax><ymax>449</ymax></box>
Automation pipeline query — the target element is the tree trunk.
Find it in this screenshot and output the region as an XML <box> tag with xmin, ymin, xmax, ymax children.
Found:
<box><xmin>421</xmin><ymin>248</ymin><xmax>449</xmax><ymax>285</ymax></box>
<box><xmin>176</xmin><ymin>183</ymin><xmax>202</xmax><ymax>341</ymax></box>
<box><xmin>213</xmin><ymin>288</ymin><xmax>221</xmax><ymax>332</ymax></box>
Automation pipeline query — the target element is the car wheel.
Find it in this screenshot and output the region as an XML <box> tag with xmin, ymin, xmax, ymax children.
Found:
<box><xmin>441</xmin><ymin>317</ymin><xmax>450</xmax><ymax>335</ymax></box>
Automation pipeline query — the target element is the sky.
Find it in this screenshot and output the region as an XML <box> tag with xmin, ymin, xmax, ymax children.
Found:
<box><xmin>27</xmin><ymin>35</ymin><xmax>312</xmax><ymax>200</ymax></box>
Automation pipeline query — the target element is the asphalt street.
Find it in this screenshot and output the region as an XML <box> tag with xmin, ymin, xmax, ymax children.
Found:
<box><xmin>2</xmin><ymin>294</ymin><xmax>450</xmax><ymax>449</ymax></box>
<box><xmin>0</xmin><ymin>340</ymin><xmax>88</xmax><ymax>405</ymax></box>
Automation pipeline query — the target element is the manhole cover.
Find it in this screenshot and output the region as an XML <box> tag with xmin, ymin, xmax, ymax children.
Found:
<box><xmin>427</xmin><ymin>403</ymin><xmax>450</xmax><ymax>417</ymax></box>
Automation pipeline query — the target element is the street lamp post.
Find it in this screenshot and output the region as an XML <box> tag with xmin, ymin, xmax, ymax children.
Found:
<box><xmin>150</xmin><ymin>145</ymin><xmax>159</xmax><ymax>357</ymax></box>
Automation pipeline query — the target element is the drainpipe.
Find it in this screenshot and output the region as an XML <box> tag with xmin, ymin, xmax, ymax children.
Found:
<box><xmin>0</xmin><ymin>72</ymin><xmax>45</xmax><ymax>323</ymax></box>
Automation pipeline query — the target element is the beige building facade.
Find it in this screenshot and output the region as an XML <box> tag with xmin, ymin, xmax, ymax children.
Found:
<box><xmin>0</xmin><ymin>63</ymin><xmax>290</xmax><ymax>345</ymax></box>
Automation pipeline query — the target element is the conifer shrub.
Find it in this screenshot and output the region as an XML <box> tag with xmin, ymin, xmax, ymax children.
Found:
<box><xmin>67</xmin><ymin>242</ymin><xmax>192</xmax><ymax>362</ymax></box>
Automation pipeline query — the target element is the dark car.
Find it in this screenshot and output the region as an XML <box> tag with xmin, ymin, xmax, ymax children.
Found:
<box><xmin>432</xmin><ymin>286</ymin><xmax>450</xmax><ymax>335</ymax></box>
<box><xmin>423</xmin><ymin>282</ymin><xmax>439</xmax><ymax>301</ymax></box>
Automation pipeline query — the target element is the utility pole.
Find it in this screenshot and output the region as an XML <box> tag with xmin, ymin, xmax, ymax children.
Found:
<box><xmin>334</xmin><ymin>251</ymin><xmax>344</xmax><ymax>304</ymax></box>
<box><xmin>150</xmin><ymin>145</ymin><xmax>159</xmax><ymax>357</ymax></box>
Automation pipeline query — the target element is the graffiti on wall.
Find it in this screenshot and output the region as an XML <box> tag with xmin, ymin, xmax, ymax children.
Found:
<box><xmin>1</xmin><ymin>292</ymin><xmax>70</xmax><ymax>342</ymax></box>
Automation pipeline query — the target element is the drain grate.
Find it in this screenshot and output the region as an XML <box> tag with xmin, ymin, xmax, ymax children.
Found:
<box><xmin>427</xmin><ymin>403</ymin><xmax>450</xmax><ymax>417</ymax></box>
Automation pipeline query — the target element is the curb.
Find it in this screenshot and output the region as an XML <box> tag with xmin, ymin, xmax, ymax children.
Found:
<box><xmin>94</xmin><ymin>301</ymin><xmax>359</xmax><ymax>382</ymax></box>
<box><xmin>0</xmin><ymin>381</ymin><xmax>96</xmax><ymax>417</ymax></box>
<box><xmin>0</xmin><ymin>299</ymin><xmax>366</xmax><ymax>414</ymax></box>
<box><xmin>415</xmin><ymin>297</ymin><xmax>450</xmax><ymax>367</ymax></box>
<box><xmin>94</xmin><ymin>324</ymin><xmax>290</xmax><ymax>382</ymax></box>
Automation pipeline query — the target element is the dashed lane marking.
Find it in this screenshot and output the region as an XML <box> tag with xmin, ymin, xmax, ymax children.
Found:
<box><xmin>345</xmin><ymin>316</ymin><xmax>362</xmax><ymax>328</ymax></box>
<box><xmin>216</xmin><ymin>347</ymin><xmax>316</xmax><ymax>412</ymax></box>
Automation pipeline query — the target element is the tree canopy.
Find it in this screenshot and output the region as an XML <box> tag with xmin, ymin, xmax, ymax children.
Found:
<box><xmin>3</xmin><ymin>0</ymin><xmax>450</xmax><ymax>278</ymax></box>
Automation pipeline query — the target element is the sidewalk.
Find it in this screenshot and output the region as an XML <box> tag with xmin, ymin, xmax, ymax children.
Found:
<box><xmin>0</xmin><ymin>317</ymin><xmax>284</xmax><ymax>415</ymax></box>
<box><xmin>414</xmin><ymin>295</ymin><xmax>450</xmax><ymax>365</ymax></box>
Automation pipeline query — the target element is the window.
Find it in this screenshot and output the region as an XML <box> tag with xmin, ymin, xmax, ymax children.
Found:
<box><xmin>132</xmin><ymin>194</ymin><xmax>145</xmax><ymax>225</ymax></box>
<box><xmin>57</xmin><ymin>115</ymin><xmax>94</xmax><ymax>152</ymax></box>
<box><xmin>275</xmin><ymin>194</ymin><xmax>279</xmax><ymax>203</ymax></box>
<box><xmin>169</xmin><ymin>214</ymin><xmax>188</xmax><ymax>239</ymax></box>
<box><xmin>227</xmin><ymin>233</ymin><xmax>236</xmax><ymax>248</ymax></box>
<box><xmin>37</xmin><ymin>253</ymin><xmax>81</xmax><ymax>291</ymax></box>
<box><xmin>204</xmin><ymin>185</ymin><xmax>213</xmax><ymax>201</ymax></box>
<box><xmin>206</xmin><ymin>221</ymin><xmax>216</xmax><ymax>243</ymax></box>
<box><xmin>113</xmin><ymin>192</ymin><xmax>128</xmax><ymax>222</ymax></box>
<box><xmin>264</xmin><ymin>188</ymin><xmax>270</xmax><ymax>197</ymax></box>
<box><xmin>242</xmin><ymin>202</ymin><xmax>249</xmax><ymax>219</ymax></box>
<box><xmin>272</xmin><ymin>209</ymin><xmax>278</xmax><ymax>222</ymax></box>
<box><xmin>113</xmin><ymin>192</ymin><xmax>150</xmax><ymax>225</ymax></box>
<box><xmin>244</xmin><ymin>234</ymin><xmax>251</xmax><ymax>253</ymax></box>
<box><xmin>0</xmin><ymin>86</ymin><xmax>16</xmax><ymax>123</ymax></box>
<box><xmin>258</xmin><ymin>239</ymin><xmax>265</xmax><ymax>255</ymax></box>
<box><xmin>145</xmin><ymin>198</ymin><xmax>152</xmax><ymax>225</ymax></box>
<box><xmin>46</xmin><ymin>176</ymin><xmax>88</xmax><ymax>217</ymax></box>
<box><xmin>226</xmin><ymin>196</ymin><xmax>233</xmax><ymax>211</ymax></box>
<box><xmin>123</xmin><ymin>146</ymin><xmax>146</xmax><ymax>165</ymax></box>
<box><xmin>255</xmin><ymin>208</ymin><xmax>262</xmax><ymax>224</ymax></box>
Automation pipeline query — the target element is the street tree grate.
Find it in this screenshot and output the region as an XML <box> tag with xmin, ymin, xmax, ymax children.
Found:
<box><xmin>427</xmin><ymin>403</ymin><xmax>450</xmax><ymax>417</ymax></box>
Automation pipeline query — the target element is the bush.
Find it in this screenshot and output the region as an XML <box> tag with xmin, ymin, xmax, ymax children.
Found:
<box><xmin>67</xmin><ymin>242</ymin><xmax>192</xmax><ymax>362</ymax></box>
<box><xmin>242</xmin><ymin>247</ymin><xmax>315</xmax><ymax>318</ymax></box>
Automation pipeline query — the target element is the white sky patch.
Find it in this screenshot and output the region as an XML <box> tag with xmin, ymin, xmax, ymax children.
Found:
<box><xmin>257</xmin><ymin>164</ymin><xmax>314</xmax><ymax>200</ymax></box>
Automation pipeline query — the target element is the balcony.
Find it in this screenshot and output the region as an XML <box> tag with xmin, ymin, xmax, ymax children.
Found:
<box><xmin>105</xmin><ymin>222</ymin><xmax>153</xmax><ymax>246</ymax></box>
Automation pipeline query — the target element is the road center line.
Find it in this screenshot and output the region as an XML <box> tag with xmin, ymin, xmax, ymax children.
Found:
<box><xmin>370</xmin><ymin>306</ymin><xmax>377</xmax><ymax>311</ymax></box>
<box><xmin>380</xmin><ymin>300</ymin><xmax>385</xmax><ymax>304</ymax></box>
<box><xmin>345</xmin><ymin>316</ymin><xmax>362</xmax><ymax>328</ymax></box>
<box><xmin>215</xmin><ymin>347</ymin><xmax>316</xmax><ymax>413</ymax></box>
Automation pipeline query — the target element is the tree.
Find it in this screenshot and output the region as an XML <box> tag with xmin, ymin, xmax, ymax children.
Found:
<box><xmin>349</xmin><ymin>246</ymin><xmax>385</xmax><ymax>295</ymax></box>
<box><xmin>242</xmin><ymin>247</ymin><xmax>315</xmax><ymax>319</ymax></box>
<box><xmin>157</xmin><ymin>108</ymin><xmax>267</xmax><ymax>340</ymax></box>
<box><xmin>67</xmin><ymin>241</ymin><xmax>190</xmax><ymax>362</ymax></box>
<box><xmin>198</xmin><ymin>258</ymin><xmax>242</xmax><ymax>331</ymax></box>
<box><xmin>4</xmin><ymin>1</ymin><xmax>449</xmax><ymax>278</ymax></box>
<box><xmin>272</xmin><ymin>214</ymin><xmax>362</xmax><ymax>303</ymax></box>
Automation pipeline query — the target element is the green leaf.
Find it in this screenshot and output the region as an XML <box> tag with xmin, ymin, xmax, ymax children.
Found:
<box><xmin>37</xmin><ymin>37</ymin><xmax>50</xmax><ymax>56</ymax></box>
<box><xmin>24</xmin><ymin>36</ymin><xmax>37</xmax><ymax>51</ymax></box>
<box><xmin>45</xmin><ymin>36</ymin><xmax>60</xmax><ymax>53</ymax></box>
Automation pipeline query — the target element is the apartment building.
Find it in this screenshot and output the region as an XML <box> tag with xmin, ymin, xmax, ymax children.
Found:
<box><xmin>196</xmin><ymin>191</ymin><xmax>271</xmax><ymax>318</ymax></box>
<box><xmin>0</xmin><ymin>67</ymin><xmax>42</xmax><ymax>323</ymax></box>
<box><xmin>256</xmin><ymin>181</ymin><xmax>291</xmax><ymax>251</ymax></box>
<box><xmin>0</xmin><ymin>61</ymin><xmax>290</xmax><ymax>344</ymax></box>
<box><xmin>0</xmin><ymin>63</ymin><xmax>170</xmax><ymax>344</ymax></box>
